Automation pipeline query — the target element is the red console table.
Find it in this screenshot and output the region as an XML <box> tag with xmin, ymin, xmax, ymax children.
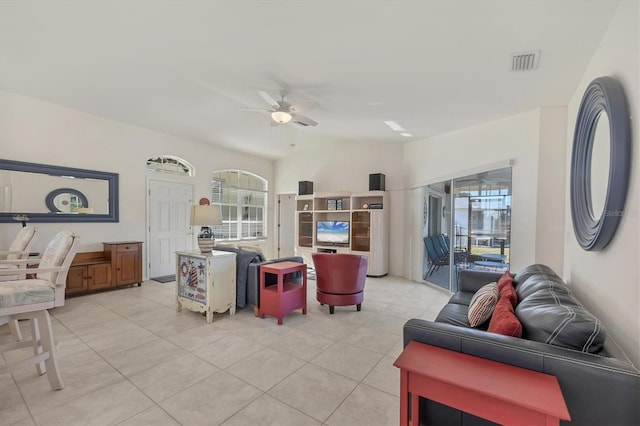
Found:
<box><xmin>393</xmin><ymin>341</ymin><xmax>570</xmax><ymax>426</ymax></box>
<box><xmin>259</xmin><ymin>261</ymin><xmax>307</xmax><ymax>325</ymax></box>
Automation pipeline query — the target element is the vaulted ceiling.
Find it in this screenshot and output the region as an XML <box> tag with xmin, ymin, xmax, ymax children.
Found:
<box><xmin>0</xmin><ymin>1</ymin><xmax>620</xmax><ymax>159</ymax></box>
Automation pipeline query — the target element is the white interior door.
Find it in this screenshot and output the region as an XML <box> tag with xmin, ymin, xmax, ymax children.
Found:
<box><xmin>277</xmin><ymin>193</ymin><xmax>296</xmax><ymax>258</ymax></box>
<box><xmin>148</xmin><ymin>179</ymin><xmax>193</xmax><ymax>278</ymax></box>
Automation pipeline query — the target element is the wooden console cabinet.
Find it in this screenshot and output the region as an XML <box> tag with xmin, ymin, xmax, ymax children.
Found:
<box><xmin>66</xmin><ymin>254</ymin><xmax>112</xmax><ymax>295</ymax></box>
<box><xmin>104</xmin><ymin>241</ymin><xmax>143</xmax><ymax>287</ymax></box>
<box><xmin>66</xmin><ymin>241</ymin><xmax>143</xmax><ymax>296</ymax></box>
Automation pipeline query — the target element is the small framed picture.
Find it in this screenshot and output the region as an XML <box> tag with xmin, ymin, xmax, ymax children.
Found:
<box><xmin>303</xmin><ymin>203</ymin><xmax>309</xmax><ymax>211</ymax></box>
<box><xmin>327</xmin><ymin>199</ymin><xmax>336</xmax><ymax>210</ymax></box>
<box><xmin>336</xmin><ymin>199</ymin><xmax>343</xmax><ymax>210</ymax></box>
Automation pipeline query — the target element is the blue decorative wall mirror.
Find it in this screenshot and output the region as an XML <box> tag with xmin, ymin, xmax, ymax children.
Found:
<box><xmin>0</xmin><ymin>159</ymin><xmax>119</xmax><ymax>223</ymax></box>
<box><xmin>570</xmin><ymin>76</ymin><xmax>630</xmax><ymax>251</ymax></box>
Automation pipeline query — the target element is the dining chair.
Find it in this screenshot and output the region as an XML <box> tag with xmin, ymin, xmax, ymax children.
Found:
<box><xmin>0</xmin><ymin>230</ymin><xmax>79</xmax><ymax>390</ymax></box>
<box><xmin>0</xmin><ymin>226</ymin><xmax>39</xmax><ymax>341</ymax></box>
<box><xmin>0</xmin><ymin>225</ymin><xmax>39</xmax><ymax>279</ymax></box>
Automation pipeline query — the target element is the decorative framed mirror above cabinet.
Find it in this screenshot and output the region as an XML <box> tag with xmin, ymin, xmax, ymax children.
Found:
<box><xmin>0</xmin><ymin>159</ymin><xmax>119</xmax><ymax>223</ymax></box>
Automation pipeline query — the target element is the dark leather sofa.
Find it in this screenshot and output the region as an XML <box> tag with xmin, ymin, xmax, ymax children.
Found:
<box><xmin>403</xmin><ymin>264</ymin><xmax>640</xmax><ymax>426</ymax></box>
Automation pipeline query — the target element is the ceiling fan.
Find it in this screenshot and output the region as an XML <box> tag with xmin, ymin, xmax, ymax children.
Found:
<box><xmin>245</xmin><ymin>90</ymin><xmax>319</xmax><ymax>127</ymax></box>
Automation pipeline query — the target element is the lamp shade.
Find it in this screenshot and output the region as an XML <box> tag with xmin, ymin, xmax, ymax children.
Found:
<box><xmin>190</xmin><ymin>205</ymin><xmax>222</xmax><ymax>226</ymax></box>
<box><xmin>271</xmin><ymin>110</ymin><xmax>292</xmax><ymax>124</ymax></box>
<box><xmin>191</xmin><ymin>205</ymin><xmax>222</xmax><ymax>253</ymax></box>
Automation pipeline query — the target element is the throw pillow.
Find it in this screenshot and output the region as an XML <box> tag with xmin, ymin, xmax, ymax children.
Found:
<box><xmin>488</xmin><ymin>296</ymin><xmax>523</xmax><ymax>337</ymax></box>
<box><xmin>467</xmin><ymin>282</ymin><xmax>499</xmax><ymax>327</ymax></box>
<box><xmin>500</xmin><ymin>285</ymin><xmax>518</xmax><ymax>308</ymax></box>
<box><xmin>497</xmin><ymin>271</ymin><xmax>517</xmax><ymax>308</ymax></box>
<box><xmin>497</xmin><ymin>270</ymin><xmax>514</xmax><ymax>293</ymax></box>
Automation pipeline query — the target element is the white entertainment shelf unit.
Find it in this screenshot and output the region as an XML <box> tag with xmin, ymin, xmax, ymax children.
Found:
<box><xmin>295</xmin><ymin>191</ymin><xmax>389</xmax><ymax>277</ymax></box>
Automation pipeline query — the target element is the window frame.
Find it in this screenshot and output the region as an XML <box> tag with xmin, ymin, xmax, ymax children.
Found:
<box><xmin>146</xmin><ymin>155</ymin><xmax>194</xmax><ymax>176</ymax></box>
<box><xmin>210</xmin><ymin>170</ymin><xmax>268</xmax><ymax>241</ymax></box>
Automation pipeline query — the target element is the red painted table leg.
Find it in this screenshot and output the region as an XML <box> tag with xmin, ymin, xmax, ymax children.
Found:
<box><xmin>399</xmin><ymin>369</ymin><xmax>409</xmax><ymax>425</ymax></box>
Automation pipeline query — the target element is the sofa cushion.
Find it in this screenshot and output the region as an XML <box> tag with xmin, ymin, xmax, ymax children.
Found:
<box><xmin>516</xmin><ymin>272</ymin><xmax>568</xmax><ymax>301</ymax></box>
<box><xmin>435</xmin><ymin>303</ymin><xmax>485</xmax><ymax>329</ymax></box>
<box><xmin>516</xmin><ymin>287</ymin><xmax>606</xmax><ymax>353</ymax></box>
<box><xmin>513</xmin><ymin>264</ymin><xmax>560</xmax><ymax>293</ymax></box>
<box><xmin>488</xmin><ymin>296</ymin><xmax>522</xmax><ymax>337</ymax></box>
<box><xmin>448</xmin><ymin>291</ymin><xmax>474</xmax><ymax>306</ymax></box>
<box><xmin>467</xmin><ymin>282</ymin><xmax>499</xmax><ymax>327</ymax></box>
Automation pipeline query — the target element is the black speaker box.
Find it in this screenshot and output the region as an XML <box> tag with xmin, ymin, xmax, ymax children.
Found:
<box><xmin>298</xmin><ymin>181</ymin><xmax>314</xmax><ymax>195</ymax></box>
<box><xmin>369</xmin><ymin>173</ymin><xmax>386</xmax><ymax>191</ymax></box>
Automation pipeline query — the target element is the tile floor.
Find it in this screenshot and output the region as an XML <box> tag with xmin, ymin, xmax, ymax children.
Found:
<box><xmin>0</xmin><ymin>274</ymin><xmax>451</xmax><ymax>426</ymax></box>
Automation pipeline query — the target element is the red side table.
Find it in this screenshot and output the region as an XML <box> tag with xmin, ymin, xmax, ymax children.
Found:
<box><xmin>393</xmin><ymin>341</ymin><xmax>570</xmax><ymax>426</ymax></box>
<box><xmin>259</xmin><ymin>261</ymin><xmax>307</xmax><ymax>325</ymax></box>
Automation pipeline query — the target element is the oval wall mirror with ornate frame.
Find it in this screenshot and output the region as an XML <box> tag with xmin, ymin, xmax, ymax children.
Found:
<box><xmin>45</xmin><ymin>188</ymin><xmax>89</xmax><ymax>213</ymax></box>
<box><xmin>570</xmin><ymin>76</ymin><xmax>630</xmax><ymax>251</ymax></box>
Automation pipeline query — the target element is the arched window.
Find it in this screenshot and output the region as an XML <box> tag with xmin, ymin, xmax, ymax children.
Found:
<box><xmin>146</xmin><ymin>156</ymin><xmax>194</xmax><ymax>176</ymax></box>
<box><xmin>211</xmin><ymin>170</ymin><xmax>268</xmax><ymax>240</ymax></box>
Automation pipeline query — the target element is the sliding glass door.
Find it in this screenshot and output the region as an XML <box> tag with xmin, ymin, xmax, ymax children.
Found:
<box><xmin>423</xmin><ymin>167</ymin><xmax>512</xmax><ymax>292</ymax></box>
<box><xmin>423</xmin><ymin>184</ymin><xmax>450</xmax><ymax>290</ymax></box>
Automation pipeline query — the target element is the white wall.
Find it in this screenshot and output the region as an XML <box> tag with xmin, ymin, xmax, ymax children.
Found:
<box><xmin>562</xmin><ymin>0</ymin><xmax>640</xmax><ymax>366</ymax></box>
<box><xmin>0</xmin><ymin>91</ymin><xmax>275</xmax><ymax>278</ymax></box>
<box><xmin>274</xmin><ymin>139</ymin><xmax>405</xmax><ymax>276</ymax></box>
<box><xmin>535</xmin><ymin>107</ymin><xmax>568</xmax><ymax>274</ymax></box>
<box><xmin>403</xmin><ymin>109</ymin><xmax>541</xmax><ymax>280</ymax></box>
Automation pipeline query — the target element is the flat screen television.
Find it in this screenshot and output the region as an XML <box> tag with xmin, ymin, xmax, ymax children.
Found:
<box><xmin>316</xmin><ymin>220</ymin><xmax>350</xmax><ymax>245</ymax></box>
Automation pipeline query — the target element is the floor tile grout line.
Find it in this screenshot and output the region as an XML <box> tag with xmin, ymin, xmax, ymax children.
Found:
<box><xmin>5</xmin><ymin>276</ymin><xmax>443</xmax><ymax>425</ymax></box>
<box><xmin>214</xmin><ymin>354</ymin><xmax>326</xmax><ymax>425</ymax></box>
<box><xmin>28</xmin><ymin>314</ymin><xmax>181</xmax><ymax>423</ymax></box>
<box><xmin>60</xmin><ymin>289</ymin><xmax>224</xmax><ymax>426</ymax></box>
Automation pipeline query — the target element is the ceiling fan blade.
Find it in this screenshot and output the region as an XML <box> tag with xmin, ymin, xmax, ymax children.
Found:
<box><xmin>239</xmin><ymin>107</ymin><xmax>269</xmax><ymax>112</ymax></box>
<box><xmin>258</xmin><ymin>90</ymin><xmax>279</xmax><ymax>109</ymax></box>
<box><xmin>292</xmin><ymin>114</ymin><xmax>318</xmax><ymax>127</ymax></box>
<box><xmin>289</xmin><ymin>101</ymin><xmax>318</xmax><ymax>114</ymax></box>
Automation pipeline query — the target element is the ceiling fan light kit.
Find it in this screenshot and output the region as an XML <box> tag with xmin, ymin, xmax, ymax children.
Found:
<box><xmin>250</xmin><ymin>90</ymin><xmax>318</xmax><ymax>127</ymax></box>
<box><xmin>271</xmin><ymin>110</ymin><xmax>292</xmax><ymax>124</ymax></box>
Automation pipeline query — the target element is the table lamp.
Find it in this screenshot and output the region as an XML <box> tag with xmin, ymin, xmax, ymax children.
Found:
<box><xmin>190</xmin><ymin>205</ymin><xmax>222</xmax><ymax>253</ymax></box>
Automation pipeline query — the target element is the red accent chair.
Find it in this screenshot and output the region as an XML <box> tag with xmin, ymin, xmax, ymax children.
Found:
<box><xmin>312</xmin><ymin>253</ymin><xmax>368</xmax><ymax>314</ymax></box>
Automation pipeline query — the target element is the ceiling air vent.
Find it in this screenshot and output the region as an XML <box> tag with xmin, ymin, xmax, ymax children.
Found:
<box><xmin>510</xmin><ymin>51</ymin><xmax>540</xmax><ymax>71</ymax></box>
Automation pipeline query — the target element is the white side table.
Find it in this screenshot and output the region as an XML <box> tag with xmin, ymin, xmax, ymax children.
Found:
<box><xmin>176</xmin><ymin>250</ymin><xmax>237</xmax><ymax>323</ymax></box>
